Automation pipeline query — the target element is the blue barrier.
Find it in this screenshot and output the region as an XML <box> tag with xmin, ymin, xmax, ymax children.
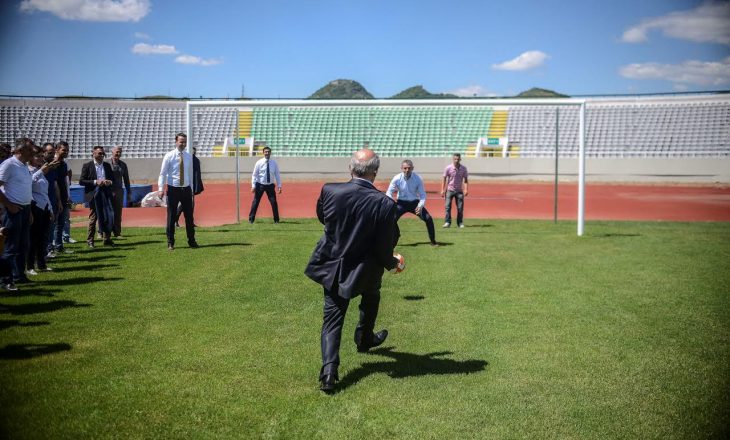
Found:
<box><xmin>70</xmin><ymin>184</ymin><xmax>153</xmax><ymax>207</ymax></box>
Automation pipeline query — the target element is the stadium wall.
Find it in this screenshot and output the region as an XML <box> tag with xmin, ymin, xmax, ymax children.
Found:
<box><xmin>65</xmin><ymin>157</ymin><xmax>730</xmax><ymax>184</ymax></box>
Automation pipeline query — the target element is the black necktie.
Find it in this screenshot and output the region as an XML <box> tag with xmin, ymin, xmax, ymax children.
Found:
<box><xmin>265</xmin><ymin>160</ymin><xmax>270</xmax><ymax>184</ymax></box>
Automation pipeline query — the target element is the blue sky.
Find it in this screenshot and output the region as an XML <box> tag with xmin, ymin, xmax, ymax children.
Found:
<box><xmin>0</xmin><ymin>0</ymin><xmax>728</xmax><ymax>98</ymax></box>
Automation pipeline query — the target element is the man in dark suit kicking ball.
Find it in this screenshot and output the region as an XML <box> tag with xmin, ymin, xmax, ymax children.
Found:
<box><xmin>305</xmin><ymin>148</ymin><xmax>405</xmax><ymax>394</ymax></box>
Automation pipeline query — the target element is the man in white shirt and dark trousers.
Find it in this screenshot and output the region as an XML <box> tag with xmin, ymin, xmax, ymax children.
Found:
<box><xmin>0</xmin><ymin>138</ymin><xmax>35</xmax><ymax>286</ymax></box>
<box><xmin>386</xmin><ymin>159</ymin><xmax>438</xmax><ymax>247</ymax></box>
<box><xmin>248</xmin><ymin>146</ymin><xmax>281</xmax><ymax>224</ymax></box>
<box><xmin>158</xmin><ymin>133</ymin><xmax>198</xmax><ymax>251</ymax></box>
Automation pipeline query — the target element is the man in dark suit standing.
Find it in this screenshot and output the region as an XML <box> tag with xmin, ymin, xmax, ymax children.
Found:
<box><xmin>305</xmin><ymin>148</ymin><xmax>404</xmax><ymax>394</ymax></box>
<box><xmin>109</xmin><ymin>146</ymin><xmax>131</xmax><ymax>238</ymax></box>
<box><xmin>79</xmin><ymin>145</ymin><xmax>115</xmax><ymax>247</ymax></box>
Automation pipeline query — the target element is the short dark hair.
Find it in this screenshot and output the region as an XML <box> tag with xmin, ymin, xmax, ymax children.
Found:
<box><xmin>56</xmin><ymin>141</ymin><xmax>69</xmax><ymax>149</ymax></box>
<box><xmin>453</xmin><ymin>153</ymin><xmax>461</xmax><ymax>159</ymax></box>
<box><xmin>13</xmin><ymin>137</ymin><xmax>34</xmax><ymax>153</ymax></box>
<box><xmin>175</xmin><ymin>132</ymin><xmax>187</xmax><ymax>141</ymax></box>
<box><xmin>0</xmin><ymin>143</ymin><xmax>10</xmax><ymax>152</ymax></box>
<box><xmin>92</xmin><ymin>145</ymin><xmax>105</xmax><ymax>152</ymax></box>
<box><xmin>42</xmin><ymin>142</ymin><xmax>55</xmax><ymax>150</ymax></box>
<box><xmin>262</xmin><ymin>146</ymin><xmax>271</xmax><ymax>153</ymax></box>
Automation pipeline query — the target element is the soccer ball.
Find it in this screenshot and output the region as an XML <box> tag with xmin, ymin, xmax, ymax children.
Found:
<box><xmin>390</xmin><ymin>253</ymin><xmax>406</xmax><ymax>274</ymax></box>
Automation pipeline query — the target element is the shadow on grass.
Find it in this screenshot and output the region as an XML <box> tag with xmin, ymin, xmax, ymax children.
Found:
<box><xmin>464</xmin><ymin>224</ymin><xmax>494</xmax><ymax>228</ymax></box>
<box><xmin>337</xmin><ymin>347</ymin><xmax>488</xmax><ymax>392</ymax></box>
<box><xmin>47</xmin><ymin>276</ymin><xmax>124</xmax><ymax>287</ymax></box>
<box><xmin>591</xmin><ymin>233</ymin><xmax>641</xmax><ymax>238</ymax></box>
<box><xmin>192</xmin><ymin>243</ymin><xmax>252</xmax><ymax>249</ymax></box>
<box><xmin>58</xmin><ymin>264</ymin><xmax>121</xmax><ymax>272</ymax></box>
<box><xmin>0</xmin><ymin>287</ymin><xmax>59</xmax><ymax>298</ymax></box>
<box><xmin>0</xmin><ymin>300</ymin><xmax>92</xmax><ymax>315</ymax></box>
<box><xmin>399</xmin><ymin>241</ymin><xmax>453</xmax><ymax>247</ymax></box>
<box><xmin>0</xmin><ymin>343</ymin><xmax>71</xmax><ymax>359</ymax></box>
<box><xmin>0</xmin><ymin>320</ymin><xmax>50</xmax><ymax>331</ymax></box>
<box><xmin>111</xmin><ymin>240</ymin><xmax>162</xmax><ymax>246</ymax></box>
<box><xmin>403</xmin><ymin>295</ymin><xmax>425</xmax><ymax>301</ymax></box>
<box><xmin>71</xmin><ymin>255</ymin><xmax>124</xmax><ymax>263</ymax></box>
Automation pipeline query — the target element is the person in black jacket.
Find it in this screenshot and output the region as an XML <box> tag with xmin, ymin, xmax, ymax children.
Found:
<box><xmin>79</xmin><ymin>146</ymin><xmax>115</xmax><ymax>247</ymax></box>
<box><xmin>305</xmin><ymin>148</ymin><xmax>404</xmax><ymax>394</ymax></box>
<box><xmin>109</xmin><ymin>146</ymin><xmax>131</xmax><ymax>238</ymax></box>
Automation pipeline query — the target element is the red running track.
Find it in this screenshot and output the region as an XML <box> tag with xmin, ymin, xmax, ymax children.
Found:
<box><xmin>71</xmin><ymin>181</ymin><xmax>730</xmax><ymax>227</ymax></box>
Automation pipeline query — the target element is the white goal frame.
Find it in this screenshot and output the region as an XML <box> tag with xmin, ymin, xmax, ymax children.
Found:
<box><xmin>186</xmin><ymin>98</ymin><xmax>588</xmax><ymax>236</ymax></box>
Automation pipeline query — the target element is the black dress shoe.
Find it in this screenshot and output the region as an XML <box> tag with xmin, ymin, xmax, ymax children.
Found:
<box><xmin>320</xmin><ymin>374</ymin><xmax>337</xmax><ymax>394</ymax></box>
<box><xmin>188</xmin><ymin>241</ymin><xmax>199</xmax><ymax>248</ymax></box>
<box><xmin>103</xmin><ymin>240</ymin><xmax>115</xmax><ymax>246</ymax></box>
<box><xmin>357</xmin><ymin>329</ymin><xmax>388</xmax><ymax>352</ymax></box>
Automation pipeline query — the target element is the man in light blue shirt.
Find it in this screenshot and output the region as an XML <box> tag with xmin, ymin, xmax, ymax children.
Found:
<box><xmin>386</xmin><ymin>160</ymin><xmax>438</xmax><ymax>246</ymax></box>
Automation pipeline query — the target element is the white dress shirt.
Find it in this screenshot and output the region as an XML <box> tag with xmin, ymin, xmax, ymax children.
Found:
<box><xmin>158</xmin><ymin>148</ymin><xmax>193</xmax><ymax>189</ymax></box>
<box><xmin>386</xmin><ymin>172</ymin><xmax>427</xmax><ymax>209</ymax></box>
<box><xmin>251</xmin><ymin>158</ymin><xmax>281</xmax><ymax>188</ymax></box>
<box><xmin>30</xmin><ymin>167</ymin><xmax>51</xmax><ymax>211</ymax></box>
<box><xmin>94</xmin><ymin>160</ymin><xmax>106</xmax><ymax>183</ymax></box>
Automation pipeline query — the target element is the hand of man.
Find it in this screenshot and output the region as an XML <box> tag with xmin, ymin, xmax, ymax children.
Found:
<box><xmin>440</xmin><ymin>190</ymin><xmax>445</xmax><ymax>198</ymax></box>
<box><xmin>5</xmin><ymin>202</ymin><xmax>19</xmax><ymax>214</ymax></box>
<box><xmin>96</xmin><ymin>179</ymin><xmax>105</xmax><ymax>186</ymax></box>
<box><xmin>104</xmin><ymin>180</ymin><xmax>112</xmax><ymax>186</ymax></box>
<box><xmin>277</xmin><ymin>187</ymin><xmax>282</xmax><ymax>194</ymax></box>
<box><xmin>415</xmin><ymin>206</ymin><xmax>422</xmax><ymax>216</ymax></box>
<box><xmin>464</xmin><ymin>190</ymin><xmax>469</xmax><ymax>197</ymax></box>
<box><xmin>250</xmin><ymin>187</ymin><xmax>255</xmax><ymax>193</ymax></box>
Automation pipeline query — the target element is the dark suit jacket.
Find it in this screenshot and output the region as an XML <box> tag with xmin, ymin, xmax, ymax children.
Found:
<box><xmin>109</xmin><ymin>159</ymin><xmax>131</xmax><ymax>194</ymax></box>
<box><xmin>80</xmin><ymin>161</ymin><xmax>115</xmax><ymax>202</ymax></box>
<box><xmin>192</xmin><ymin>155</ymin><xmax>204</xmax><ymax>195</ymax></box>
<box><xmin>305</xmin><ymin>178</ymin><xmax>400</xmax><ymax>299</ymax></box>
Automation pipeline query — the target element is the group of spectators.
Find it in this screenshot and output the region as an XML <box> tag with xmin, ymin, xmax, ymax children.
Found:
<box><xmin>0</xmin><ymin>138</ymin><xmax>131</xmax><ymax>291</ymax></box>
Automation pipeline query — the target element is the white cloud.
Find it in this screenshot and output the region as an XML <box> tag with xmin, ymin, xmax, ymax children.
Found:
<box><xmin>621</xmin><ymin>1</ymin><xmax>730</xmax><ymax>45</ymax></box>
<box><xmin>134</xmin><ymin>32</ymin><xmax>151</xmax><ymax>40</ymax></box>
<box><xmin>175</xmin><ymin>55</ymin><xmax>223</xmax><ymax>67</ymax></box>
<box><xmin>619</xmin><ymin>57</ymin><xmax>730</xmax><ymax>86</ymax></box>
<box><xmin>447</xmin><ymin>85</ymin><xmax>498</xmax><ymax>97</ymax></box>
<box><xmin>492</xmin><ymin>51</ymin><xmax>548</xmax><ymax>71</ymax></box>
<box><xmin>132</xmin><ymin>43</ymin><xmax>178</xmax><ymax>55</ymax></box>
<box><xmin>20</xmin><ymin>0</ymin><xmax>150</xmax><ymax>22</ymax></box>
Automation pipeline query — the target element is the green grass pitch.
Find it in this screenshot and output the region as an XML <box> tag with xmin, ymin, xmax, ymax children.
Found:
<box><xmin>1</xmin><ymin>219</ymin><xmax>728</xmax><ymax>439</ymax></box>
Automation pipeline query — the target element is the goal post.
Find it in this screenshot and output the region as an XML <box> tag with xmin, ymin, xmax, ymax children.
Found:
<box><xmin>185</xmin><ymin>98</ymin><xmax>587</xmax><ymax>236</ymax></box>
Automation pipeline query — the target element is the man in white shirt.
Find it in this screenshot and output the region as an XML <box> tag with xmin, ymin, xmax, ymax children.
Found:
<box><xmin>0</xmin><ymin>138</ymin><xmax>36</xmax><ymax>285</ymax></box>
<box><xmin>158</xmin><ymin>133</ymin><xmax>197</xmax><ymax>250</ymax></box>
<box><xmin>386</xmin><ymin>159</ymin><xmax>438</xmax><ymax>246</ymax></box>
<box><xmin>248</xmin><ymin>146</ymin><xmax>282</xmax><ymax>224</ymax></box>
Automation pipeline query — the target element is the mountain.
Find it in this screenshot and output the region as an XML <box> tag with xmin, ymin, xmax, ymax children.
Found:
<box><xmin>515</xmin><ymin>87</ymin><xmax>569</xmax><ymax>98</ymax></box>
<box><xmin>308</xmin><ymin>79</ymin><xmax>374</xmax><ymax>99</ymax></box>
<box><xmin>391</xmin><ymin>85</ymin><xmax>458</xmax><ymax>99</ymax></box>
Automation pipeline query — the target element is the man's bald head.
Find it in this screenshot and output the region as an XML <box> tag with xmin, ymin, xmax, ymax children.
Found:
<box><xmin>349</xmin><ymin>148</ymin><xmax>380</xmax><ymax>181</ymax></box>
